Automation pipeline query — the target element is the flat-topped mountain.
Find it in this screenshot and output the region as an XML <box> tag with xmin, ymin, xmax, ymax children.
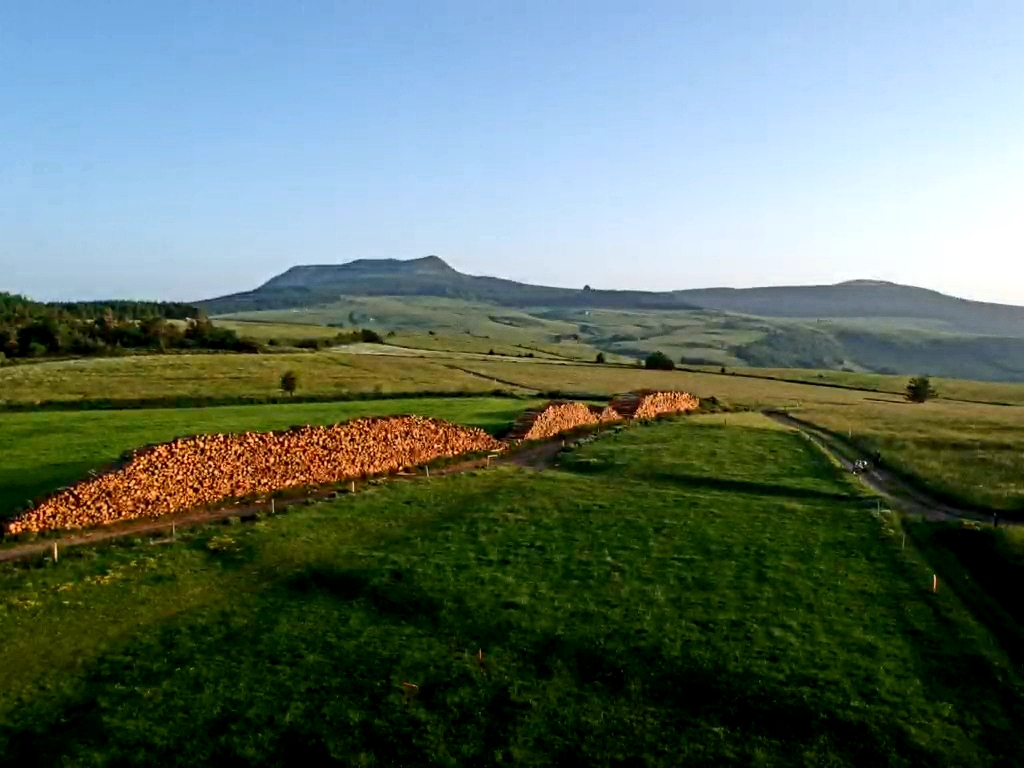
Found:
<box><xmin>202</xmin><ymin>256</ymin><xmax>700</xmax><ymax>313</ymax></box>
<box><xmin>202</xmin><ymin>256</ymin><xmax>1024</xmax><ymax>337</ymax></box>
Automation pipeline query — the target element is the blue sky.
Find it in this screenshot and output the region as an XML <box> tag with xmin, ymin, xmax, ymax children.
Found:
<box><xmin>2</xmin><ymin>2</ymin><xmax>1022</xmax><ymax>303</ymax></box>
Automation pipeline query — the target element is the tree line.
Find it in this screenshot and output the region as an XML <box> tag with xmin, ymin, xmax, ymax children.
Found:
<box><xmin>0</xmin><ymin>293</ymin><xmax>255</xmax><ymax>359</ymax></box>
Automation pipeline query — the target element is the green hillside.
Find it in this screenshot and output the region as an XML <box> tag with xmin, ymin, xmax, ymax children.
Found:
<box><xmin>201</xmin><ymin>257</ymin><xmax>1024</xmax><ymax>382</ymax></box>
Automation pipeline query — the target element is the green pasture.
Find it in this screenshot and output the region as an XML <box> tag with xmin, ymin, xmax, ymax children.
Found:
<box><xmin>0</xmin><ymin>397</ymin><xmax>538</xmax><ymax>524</ymax></box>
<box><xmin>0</xmin><ymin>352</ymin><xmax>531</xmax><ymax>406</ymax></box>
<box><xmin>1</xmin><ymin>419</ymin><xmax>1022</xmax><ymax>765</ymax></box>
<box><xmin>212</xmin><ymin>320</ymin><xmax>348</xmax><ymax>343</ymax></box>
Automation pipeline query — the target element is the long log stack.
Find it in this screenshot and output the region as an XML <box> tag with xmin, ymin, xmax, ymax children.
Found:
<box><xmin>5</xmin><ymin>416</ymin><xmax>503</xmax><ymax>535</ymax></box>
<box><xmin>6</xmin><ymin>390</ymin><xmax>700</xmax><ymax>536</ymax></box>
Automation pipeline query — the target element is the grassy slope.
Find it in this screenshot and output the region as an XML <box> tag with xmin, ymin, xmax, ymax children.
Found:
<box><xmin>0</xmin><ymin>397</ymin><xmax>538</xmax><ymax>524</ymax></box>
<box><xmin>2</xmin><ymin>419</ymin><xmax>1022</xmax><ymax>765</ymax></box>
<box><xmin>218</xmin><ymin>296</ymin><xmax>1024</xmax><ymax>381</ymax></box>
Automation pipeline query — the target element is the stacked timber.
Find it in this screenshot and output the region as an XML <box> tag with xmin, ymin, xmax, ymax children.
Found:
<box><xmin>515</xmin><ymin>401</ymin><xmax>622</xmax><ymax>442</ymax></box>
<box><xmin>633</xmin><ymin>390</ymin><xmax>700</xmax><ymax>419</ymax></box>
<box><xmin>5</xmin><ymin>416</ymin><xmax>504</xmax><ymax>535</ymax></box>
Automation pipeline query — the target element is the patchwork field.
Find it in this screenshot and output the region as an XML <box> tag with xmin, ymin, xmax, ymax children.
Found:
<box><xmin>3</xmin><ymin>419</ymin><xmax>1022</xmax><ymax>765</ymax></box>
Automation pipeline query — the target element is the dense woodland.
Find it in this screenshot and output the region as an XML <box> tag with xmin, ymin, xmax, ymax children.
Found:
<box><xmin>0</xmin><ymin>292</ymin><xmax>254</xmax><ymax>359</ymax></box>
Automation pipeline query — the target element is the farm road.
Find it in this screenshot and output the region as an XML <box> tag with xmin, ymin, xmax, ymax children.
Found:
<box><xmin>765</xmin><ymin>411</ymin><xmax>1002</xmax><ymax>525</ymax></box>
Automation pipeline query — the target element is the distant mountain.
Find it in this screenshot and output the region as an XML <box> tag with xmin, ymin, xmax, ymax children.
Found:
<box><xmin>202</xmin><ymin>255</ymin><xmax>698</xmax><ymax>313</ymax></box>
<box><xmin>201</xmin><ymin>256</ymin><xmax>1024</xmax><ymax>338</ymax></box>
<box><xmin>673</xmin><ymin>281</ymin><xmax>1024</xmax><ymax>337</ymax></box>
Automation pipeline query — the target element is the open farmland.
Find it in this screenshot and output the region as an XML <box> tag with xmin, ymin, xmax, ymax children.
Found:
<box><xmin>0</xmin><ymin>397</ymin><xmax>539</xmax><ymax>525</ymax></box>
<box><xmin>2</xmin><ymin>419</ymin><xmax>1022</xmax><ymax>765</ymax></box>
<box><xmin>685</xmin><ymin>365</ymin><xmax>1024</xmax><ymax>406</ymax></box>
<box><xmin>7</xmin><ymin>346</ymin><xmax>1024</xmax><ymax>516</ymax></box>
<box><xmin>0</xmin><ymin>353</ymin><xmax>531</xmax><ymax>407</ymax></box>
<box><xmin>452</xmin><ymin>358</ymin><xmax>904</xmax><ymax>407</ymax></box>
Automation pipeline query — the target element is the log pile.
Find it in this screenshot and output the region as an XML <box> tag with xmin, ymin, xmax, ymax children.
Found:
<box><xmin>515</xmin><ymin>401</ymin><xmax>622</xmax><ymax>441</ymax></box>
<box><xmin>6</xmin><ymin>391</ymin><xmax>701</xmax><ymax>536</ymax></box>
<box><xmin>5</xmin><ymin>416</ymin><xmax>503</xmax><ymax>535</ymax></box>
<box><xmin>633</xmin><ymin>391</ymin><xmax>700</xmax><ymax>419</ymax></box>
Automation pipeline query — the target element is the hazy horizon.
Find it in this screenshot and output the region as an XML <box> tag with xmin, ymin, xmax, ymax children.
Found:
<box><xmin>3</xmin><ymin>3</ymin><xmax>1022</xmax><ymax>305</ymax></box>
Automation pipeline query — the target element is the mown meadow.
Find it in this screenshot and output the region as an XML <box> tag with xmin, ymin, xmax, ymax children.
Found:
<box><xmin>1</xmin><ymin>419</ymin><xmax>1023</xmax><ymax>766</ymax></box>
<box><xmin>0</xmin><ymin>352</ymin><xmax>531</xmax><ymax>407</ymax></box>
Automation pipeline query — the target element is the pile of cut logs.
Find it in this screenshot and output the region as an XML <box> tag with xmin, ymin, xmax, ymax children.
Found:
<box><xmin>5</xmin><ymin>416</ymin><xmax>503</xmax><ymax>535</ymax></box>
<box><xmin>633</xmin><ymin>391</ymin><xmax>700</xmax><ymax>420</ymax></box>
<box><xmin>6</xmin><ymin>391</ymin><xmax>701</xmax><ymax>536</ymax></box>
<box><xmin>518</xmin><ymin>402</ymin><xmax>622</xmax><ymax>441</ymax></box>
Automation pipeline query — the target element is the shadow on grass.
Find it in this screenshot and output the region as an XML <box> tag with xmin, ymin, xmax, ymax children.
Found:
<box><xmin>887</xmin><ymin>532</ymin><xmax>1024</xmax><ymax>764</ymax></box>
<box><xmin>286</xmin><ymin>566</ymin><xmax>447</xmax><ymax>629</ymax></box>
<box><xmin>563</xmin><ymin>461</ymin><xmax>858</xmax><ymax>504</ymax></box>
<box><xmin>0</xmin><ymin>571</ymin><xmax>939</xmax><ymax>768</ymax></box>
<box><xmin>907</xmin><ymin>522</ymin><xmax>1024</xmax><ymax>669</ymax></box>
<box><xmin>0</xmin><ymin>463</ymin><xmax>101</xmax><ymax>523</ymax></box>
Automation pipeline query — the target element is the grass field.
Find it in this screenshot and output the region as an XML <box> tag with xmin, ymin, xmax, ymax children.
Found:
<box><xmin>0</xmin><ymin>353</ymin><xmax>532</xmax><ymax>406</ymax></box>
<box><xmin>6</xmin><ymin>348</ymin><xmax>1024</xmax><ymax>514</ymax></box>
<box><xmin>212</xmin><ymin>320</ymin><xmax>350</xmax><ymax>343</ymax></box>
<box><xmin>907</xmin><ymin>522</ymin><xmax>1024</xmax><ymax>667</ymax></box>
<box><xmin>2</xmin><ymin>419</ymin><xmax>1022</xmax><ymax>765</ymax></box>
<box><xmin>454</xmin><ymin>358</ymin><xmax>901</xmax><ymax>407</ymax></box>
<box><xmin>0</xmin><ymin>397</ymin><xmax>539</xmax><ymax>524</ymax></box>
<box><xmin>688</xmin><ymin>365</ymin><xmax>1024</xmax><ymax>406</ymax></box>
<box><xmin>215</xmin><ymin>295</ymin><xmax>1024</xmax><ymax>382</ymax></box>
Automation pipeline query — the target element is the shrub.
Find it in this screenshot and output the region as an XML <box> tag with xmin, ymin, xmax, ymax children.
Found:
<box><xmin>596</xmin><ymin>352</ymin><xmax>606</xmax><ymax>364</ymax></box>
<box><xmin>644</xmin><ymin>351</ymin><xmax>675</xmax><ymax>371</ymax></box>
<box><xmin>906</xmin><ymin>375</ymin><xmax>937</xmax><ymax>403</ymax></box>
<box><xmin>280</xmin><ymin>370</ymin><xmax>298</xmax><ymax>396</ymax></box>
<box><xmin>360</xmin><ymin>329</ymin><xmax>384</xmax><ymax>344</ymax></box>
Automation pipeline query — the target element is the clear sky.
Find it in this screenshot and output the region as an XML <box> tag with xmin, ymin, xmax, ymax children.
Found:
<box><xmin>2</xmin><ymin>1</ymin><xmax>1022</xmax><ymax>304</ymax></box>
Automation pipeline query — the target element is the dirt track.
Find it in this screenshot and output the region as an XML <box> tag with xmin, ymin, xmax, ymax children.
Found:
<box><xmin>765</xmin><ymin>411</ymin><xmax>1005</xmax><ymax>525</ymax></box>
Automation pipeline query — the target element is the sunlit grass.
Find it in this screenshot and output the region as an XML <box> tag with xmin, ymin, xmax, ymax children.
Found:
<box><xmin>1</xmin><ymin>419</ymin><xmax>1022</xmax><ymax>764</ymax></box>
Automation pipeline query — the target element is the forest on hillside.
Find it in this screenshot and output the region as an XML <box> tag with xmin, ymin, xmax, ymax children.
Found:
<box><xmin>0</xmin><ymin>293</ymin><xmax>254</xmax><ymax>360</ymax></box>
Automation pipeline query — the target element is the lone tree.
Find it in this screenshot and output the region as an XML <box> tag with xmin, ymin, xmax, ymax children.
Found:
<box><xmin>645</xmin><ymin>351</ymin><xmax>675</xmax><ymax>371</ymax></box>
<box><xmin>595</xmin><ymin>352</ymin><xmax>606</xmax><ymax>364</ymax></box>
<box><xmin>906</xmin><ymin>375</ymin><xmax>936</xmax><ymax>403</ymax></box>
<box><xmin>280</xmin><ymin>370</ymin><xmax>298</xmax><ymax>396</ymax></box>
